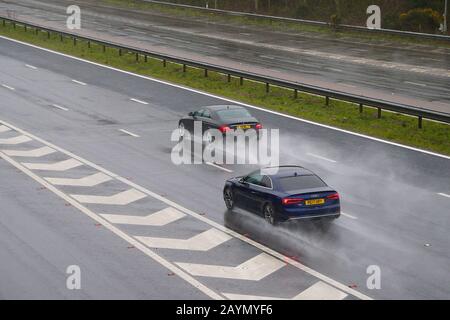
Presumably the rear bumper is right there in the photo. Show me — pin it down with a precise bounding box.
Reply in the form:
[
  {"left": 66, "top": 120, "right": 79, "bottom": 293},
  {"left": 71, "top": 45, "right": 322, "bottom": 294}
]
[{"left": 279, "top": 204, "right": 341, "bottom": 221}]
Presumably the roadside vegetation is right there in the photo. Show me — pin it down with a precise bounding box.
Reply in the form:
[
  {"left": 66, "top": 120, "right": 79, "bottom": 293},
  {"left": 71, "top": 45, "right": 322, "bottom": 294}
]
[
  {"left": 0, "top": 21, "right": 449, "bottom": 156},
  {"left": 102, "top": 0, "right": 450, "bottom": 48}
]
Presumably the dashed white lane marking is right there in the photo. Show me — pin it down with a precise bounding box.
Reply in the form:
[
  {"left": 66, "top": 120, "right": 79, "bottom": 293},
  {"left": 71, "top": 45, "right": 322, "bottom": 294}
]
[
  {"left": 176, "top": 253, "right": 285, "bottom": 281},
  {"left": 341, "top": 212, "right": 358, "bottom": 220},
  {"left": 404, "top": 81, "right": 427, "bottom": 87},
  {"left": 327, "top": 68, "right": 343, "bottom": 73},
  {"left": 0, "top": 150, "right": 223, "bottom": 300},
  {"left": 0, "top": 135, "right": 32, "bottom": 145},
  {"left": 25, "top": 64, "right": 37, "bottom": 69},
  {"left": 44, "top": 172, "right": 112, "bottom": 187},
  {"left": 205, "top": 162, "right": 233, "bottom": 173},
  {"left": 438, "top": 193, "right": 450, "bottom": 198},
  {"left": 341, "top": 83, "right": 357, "bottom": 88},
  {"left": 130, "top": 98, "right": 149, "bottom": 105},
  {"left": 51, "top": 104, "right": 69, "bottom": 111},
  {"left": 119, "top": 129, "right": 140, "bottom": 137},
  {"left": 22, "top": 158, "right": 83, "bottom": 171},
  {"left": 3, "top": 36, "right": 447, "bottom": 161},
  {"left": 2, "top": 146, "right": 55, "bottom": 157},
  {"left": 71, "top": 79, "right": 87, "bottom": 86},
  {"left": 136, "top": 228, "right": 232, "bottom": 252},
  {"left": 0, "top": 125, "right": 11, "bottom": 133},
  {"left": 307, "top": 153, "right": 337, "bottom": 163},
  {"left": 100, "top": 207, "right": 186, "bottom": 226},
  {"left": 223, "top": 281, "right": 348, "bottom": 300},
  {"left": 71, "top": 188, "right": 147, "bottom": 205},
  {"left": 1, "top": 84, "right": 15, "bottom": 91}
]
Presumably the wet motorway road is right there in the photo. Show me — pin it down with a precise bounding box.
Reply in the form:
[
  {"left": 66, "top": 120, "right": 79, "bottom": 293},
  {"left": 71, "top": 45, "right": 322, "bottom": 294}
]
[
  {"left": 0, "top": 36, "right": 449, "bottom": 299},
  {"left": 0, "top": 0, "right": 450, "bottom": 114}
]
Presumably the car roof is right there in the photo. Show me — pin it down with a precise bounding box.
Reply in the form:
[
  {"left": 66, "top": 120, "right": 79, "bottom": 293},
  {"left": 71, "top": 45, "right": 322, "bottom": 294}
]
[
  {"left": 203, "top": 105, "right": 245, "bottom": 111},
  {"left": 260, "top": 166, "right": 315, "bottom": 178}
]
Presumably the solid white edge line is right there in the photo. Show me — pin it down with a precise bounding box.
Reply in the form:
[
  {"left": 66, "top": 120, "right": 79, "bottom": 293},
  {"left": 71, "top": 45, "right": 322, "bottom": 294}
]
[
  {"left": 51, "top": 104, "right": 69, "bottom": 111},
  {"left": 130, "top": 98, "right": 149, "bottom": 105},
  {"left": 0, "top": 150, "right": 224, "bottom": 301},
  {"left": 71, "top": 79, "right": 87, "bottom": 86},
  {"left": 1, "top": 84, "right": 15, "bottom": 90},
  {"left": 205, "top": 162, "right": 233, "bottom": 173},
  {"left": 25, "top": 64, "right": 37, "bottom": 69},
  {"left": 307, "top": 153, "right": 337, "bottom": 163},
  {"left": 404, "top": 81, "right": 427, "bottom": 87},
  {"left": 0, "top": 118, "right": 371, "bottom": 300},
  {"left": 438, "top": 193, "right": 450, "bottom": 198},
  {"left": 119, "top": 129, "right": 140, "bottom": 138},
  {"left": 0, "top": 35, "right": 448, "bottom": 161}
]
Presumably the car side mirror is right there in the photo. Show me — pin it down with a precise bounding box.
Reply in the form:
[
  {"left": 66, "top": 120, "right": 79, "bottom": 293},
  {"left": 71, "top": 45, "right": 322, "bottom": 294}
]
[
  {"left": 239, "top": 178, "right": 247, "bottom": 185},
  {"left": 188, "top": 112, "right": 194, "bottom": 116}
]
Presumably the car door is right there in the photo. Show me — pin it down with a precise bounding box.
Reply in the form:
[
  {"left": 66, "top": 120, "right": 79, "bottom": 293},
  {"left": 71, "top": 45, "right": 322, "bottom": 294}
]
[
  {"left": 246, "top": 175, "right": 273, "bottom": 214},
  {"left": 236, "top": 172, "right": 266, "bottom": 213},
  {"left": 186, "top": 109, "right": 204, "bottom": 140}
]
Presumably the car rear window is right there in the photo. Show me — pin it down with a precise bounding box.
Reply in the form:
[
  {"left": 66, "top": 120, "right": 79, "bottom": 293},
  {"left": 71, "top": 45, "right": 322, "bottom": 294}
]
[
  {"left": 278, "top": 175, "right": 326, "bottom": 192},
  {"left": 216, "top": 108, "right": 252, "bottom": 121}
]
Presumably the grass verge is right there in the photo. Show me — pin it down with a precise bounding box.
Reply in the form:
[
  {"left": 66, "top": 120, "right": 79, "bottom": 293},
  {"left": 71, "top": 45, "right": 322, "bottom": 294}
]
[
  {"left": 103, "top": 0, "right": 450, "bottom": 49},
  {"left": 0, "top": 21, "right": 449, "bottom": 156}
]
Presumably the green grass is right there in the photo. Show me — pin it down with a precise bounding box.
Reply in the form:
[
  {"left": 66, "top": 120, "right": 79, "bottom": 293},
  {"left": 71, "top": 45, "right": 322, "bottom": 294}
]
[
  {"left": 102, "top": 0, "right": 450, "bottom": 49},
  {"left": 0, "top": 21, "right": 449, "bottom": 156}
]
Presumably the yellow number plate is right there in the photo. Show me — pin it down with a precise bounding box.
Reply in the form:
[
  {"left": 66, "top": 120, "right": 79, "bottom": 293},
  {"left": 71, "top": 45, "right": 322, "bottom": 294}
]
[
  {"left": 237, "top": 125, "right": 251, "bottom": 129},
  {"left": 305, "top": 199, "right": 325, "bottom": 206}
]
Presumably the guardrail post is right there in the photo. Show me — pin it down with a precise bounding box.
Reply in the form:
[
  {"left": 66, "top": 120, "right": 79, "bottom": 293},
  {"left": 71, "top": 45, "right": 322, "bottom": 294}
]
[
  {"left": 377, "top": 108, "right": 382, "bottom": 119},
  {"left": 418, "top": 116, "right": 423, "bottom": 129},
  {"left": 145, "top": 55, "right": 148, "bottom": 62},
  {"left": 227, "top": 74, "right": 231, "bottom": 82},
  {"left": 102, "top": 45, "right": 106, "bottom": 52},
  {"left": 2, "top": 20, "right": 5, "bottom": 27},
  {"left": 240, "top": 77, "right": 244, "bottom": 86},
  {"left": 13, "top": 22, "right": 15, "bottom": 29},
  {"left": 135, "top": 53, "right": 139, "bottom": 61},
  {"left": 119, "top": 48, "right": 122, "bottom": 56},
  {"left": 73, "top": 37, "right": 76, "bottom": 46},
  {"left": 24, "top": 25, "right": 27, "bottom": 32},
  {"left": 183, "top": 64, "right": 186, "bottom": 73},
  {"left": 294, "top": 89, "right": 298, "bottom": 99},
  {"left": 325, "top": 96, "right": 329, "bottom": 106},
  {"left": 60, "top": 34, "right": 63, "bottom": 42},
  {"left": 266, "top": 83, "right": 270, "bottom": 93},
  {"left": 163, "top": 59, "right": 166, "bottom": 67},
  {"left": 204, "top": 69, "right": 208, "bottom": 77},
  {"left": 359, "top": 103, "right": 363, "bottom": 113},
  {"left": 47, "top": 31, "right": 50, "bottom": 39},
  {"left": 88, "top": 41, "right": 91, "bottom": 48}
]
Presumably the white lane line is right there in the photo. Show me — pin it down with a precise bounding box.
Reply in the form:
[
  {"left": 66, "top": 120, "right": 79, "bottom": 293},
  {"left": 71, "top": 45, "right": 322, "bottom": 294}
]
[
  {"left": 0, "top": 135, "right": 32, "bottom": 145},
  {"left": 51, "top": 104, "right": 69, "bottom": 111},
  {"left": 22, "top": 158, "right": 83, "bottom": 171},
  {"left": 2, "top": 35, "right": 447, "bottom": 161},
  {"left": 100, "top": 207, "right": 186, "bottom": 227},
  {"left": 438, "top": 193, "right": 450, "bottom": 198},
  {"left": 70, "top": 189, "right": 147, "bottom": 205},
  {"left": 0, "top": 125, "right": 11, "bottom": 133},
  {"left": 130, "top": 98, "right": 149, "bottom": 105},
  {"left": 119, "top": 129, "right": 140, "bottom": 137},
  {"left": 205, "top": 162, "right": 233, "bottom": 173},
  {"left": 0, "top": 150, "right": 223, "bottom": 300},
  {"left": 44, "top": 172, "right": 112, "bottom": 187},
  {"left": 71, "top": 79, "right": 87, "bottom": 86},
  {"left": 136, "top": 228, "right": 232, "bottom": 252},
  {"left": 327, "top": 68, "right": 343, "bottom": 73},
  {"left": 223, "top": 281, "right": 348, "bottom": 300},
  {"left": 176, "top": 253, "right": 285, "bottom": 281},
  {"left": 307, "top": 153, "right": 337, "bottom": 163},
  {"left": 0, "top": 118, "right": 372, "bottom": 300},
  {"left": 1, "top": 84, "right": 15, "bottom": 91},
  {"left": 2, "top": 146, "right": 56, "bottom": 158},
  {"left": 341, "top": 212, "right": 358, "bottom": 220},
  {"left": 404, "top": 81, "right": 427, "bottom": 87},
  {"left": 341, "top": 83, "right": 357, "bottom": 88},
  {"left": 25, "top": 64, "right": 37, "bottom": 70}
]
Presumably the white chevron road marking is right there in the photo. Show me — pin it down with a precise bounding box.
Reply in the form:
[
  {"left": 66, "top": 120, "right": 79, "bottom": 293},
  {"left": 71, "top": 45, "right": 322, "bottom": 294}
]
[
  {"left": 71, "top": 189, "right": 147, "bottom": 205},
  {"left": 22, "top": 158, "right": 82, "bottom": 171},
  {"left": 176, "top": 253, "right": 285, "bottom": 281},
  {"left": 100, "top": 207, "right": 185, "bottom": 226},
  {"left": 0, "top": 125, "right": 11, "bottom": 133},
  {"left": 0, "top": 135, "right": 32, "bottom": 145},
  {"left": 2, "top": 146, "right": 56, "bottom": 157},
  {"left": 136, "top": 228, "right": 231, "bottom": 251},
  {"left": 222, "top": 281, "right": 348, "bottom": 300},
  {"left": 44, "top": 172, "right": 112, "bottom": 187}
]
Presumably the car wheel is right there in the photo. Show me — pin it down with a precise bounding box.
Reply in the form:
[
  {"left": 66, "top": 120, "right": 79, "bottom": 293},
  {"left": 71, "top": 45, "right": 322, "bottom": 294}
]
[
  {"left": 264, "top": 203, "right": 277, "bottom": 225},
  {"left": 224, "top": 188, "right": 234, "bottom": 210}
]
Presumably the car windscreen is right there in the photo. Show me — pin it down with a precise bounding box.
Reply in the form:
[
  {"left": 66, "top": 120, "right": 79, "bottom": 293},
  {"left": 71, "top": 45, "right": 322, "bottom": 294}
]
[
  {"left": 216, "top": 109, "right": 253, "bottom": 122},
  {"left": 278, "top": 175, "right": 326, "bottom": 192}
]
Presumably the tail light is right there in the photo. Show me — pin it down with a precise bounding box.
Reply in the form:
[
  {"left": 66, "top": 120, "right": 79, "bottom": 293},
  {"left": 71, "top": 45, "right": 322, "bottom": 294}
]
[
  {"left": 327, "top": 193, "right": 340, "bottom": 200},
  {"left": 255, "top": 123, "right": 263, "bottom": 130},
  {"left": 282, "top": 198, "right": 304, "bottom": 205},
  {"left": 219, "top": 125, "right": 231, "bottom": 133}
]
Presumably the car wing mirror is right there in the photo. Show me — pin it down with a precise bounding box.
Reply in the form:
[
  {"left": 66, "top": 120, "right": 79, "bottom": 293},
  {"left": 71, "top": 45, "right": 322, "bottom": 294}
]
[{"left": 188, "top": 112, "right": 194, "bottom": 117}]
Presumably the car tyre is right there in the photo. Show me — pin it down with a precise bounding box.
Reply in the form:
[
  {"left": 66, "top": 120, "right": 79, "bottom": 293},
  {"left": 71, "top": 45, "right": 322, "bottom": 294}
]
[
  {"left": 224, "top": 188, "right": 234, "bottom": 210},
  {"left": 264, "top": 203, "right": 278, "bottom": 226}
]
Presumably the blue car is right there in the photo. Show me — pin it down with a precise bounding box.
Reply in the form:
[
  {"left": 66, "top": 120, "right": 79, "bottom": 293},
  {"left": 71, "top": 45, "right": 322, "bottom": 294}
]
[{"left": 223, "top": 166, "right": 340, "bottom": 225}]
